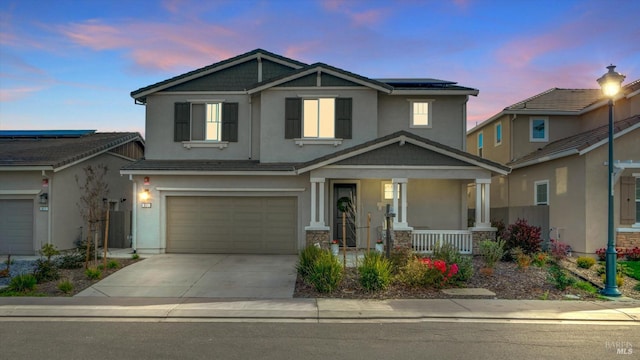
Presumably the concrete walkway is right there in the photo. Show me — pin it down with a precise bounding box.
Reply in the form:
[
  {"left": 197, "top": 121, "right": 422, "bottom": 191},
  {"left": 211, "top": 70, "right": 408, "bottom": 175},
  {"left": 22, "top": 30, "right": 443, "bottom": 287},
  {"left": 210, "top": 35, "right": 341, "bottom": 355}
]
[
  {"left": 0, "top": 297, "right": 638, "bottom": 323},
  {"left": 76, "top": 254, "right": 298, "bottom": 298}
]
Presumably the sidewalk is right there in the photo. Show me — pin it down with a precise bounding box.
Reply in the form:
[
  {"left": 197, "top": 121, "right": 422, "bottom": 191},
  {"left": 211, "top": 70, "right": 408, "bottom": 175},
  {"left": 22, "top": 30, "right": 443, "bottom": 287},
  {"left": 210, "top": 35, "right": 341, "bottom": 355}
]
[{"left": 0, "top": 297, "right": 638, "bottom": 323}]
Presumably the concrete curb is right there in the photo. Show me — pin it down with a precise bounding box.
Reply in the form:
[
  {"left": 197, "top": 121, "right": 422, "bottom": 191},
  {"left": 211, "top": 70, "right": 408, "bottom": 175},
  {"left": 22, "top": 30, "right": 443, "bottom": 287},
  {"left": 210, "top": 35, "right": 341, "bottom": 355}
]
[{"left": 0, "top": 298, "right": 638, "bottom": 322}]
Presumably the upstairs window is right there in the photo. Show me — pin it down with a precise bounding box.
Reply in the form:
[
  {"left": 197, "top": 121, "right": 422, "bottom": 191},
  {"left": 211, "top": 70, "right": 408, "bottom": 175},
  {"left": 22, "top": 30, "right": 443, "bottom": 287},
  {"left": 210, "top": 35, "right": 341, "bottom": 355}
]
[
  {"left": 530, "top": 117, "right": 548, "bottom": 142},
  {"left": 285, "top": 97, "right": 352, "bottom": 139},
  {"left": 410, "top": 100, "right": 433, "bottom": 128},
  {"left": 535, "top": 180, "right": 549, "bottom": 205},
  {"left": 174, "top": 101, "right": 238, "bottom": 143},
  {"left": 477, "top": 132, "right": 483, "bottom": 157},
  {"left": 495, "top": 122, "right": 502, "bottom": 146},
  {"left": 636, "top": 178, "right": 640, "bottom": 224},
  {"left": 303, "top": 98, "right": 335, "bottom": 138}
]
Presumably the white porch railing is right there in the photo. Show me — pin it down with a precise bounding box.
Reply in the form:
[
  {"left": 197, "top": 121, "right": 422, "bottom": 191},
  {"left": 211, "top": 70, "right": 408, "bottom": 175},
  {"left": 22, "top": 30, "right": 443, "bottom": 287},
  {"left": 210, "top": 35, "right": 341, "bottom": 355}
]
[{"left": 412, "top": 230, "right": 473, "bottom": 254}]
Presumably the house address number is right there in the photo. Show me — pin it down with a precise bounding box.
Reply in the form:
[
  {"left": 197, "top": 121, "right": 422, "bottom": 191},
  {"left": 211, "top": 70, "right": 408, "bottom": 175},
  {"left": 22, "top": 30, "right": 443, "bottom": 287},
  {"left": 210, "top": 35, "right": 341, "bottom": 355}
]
[{"left": 141, "top": 203, "right": 152, "bottom": 208}]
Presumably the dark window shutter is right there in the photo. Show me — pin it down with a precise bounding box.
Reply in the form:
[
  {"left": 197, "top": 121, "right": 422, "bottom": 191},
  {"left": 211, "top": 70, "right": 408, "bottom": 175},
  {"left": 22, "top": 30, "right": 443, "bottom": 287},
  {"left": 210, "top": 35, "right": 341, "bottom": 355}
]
[
  {"left": 620, "top": 176, "right": 635, "bottom": 224},
  {"left": 221, "top": 102, "right": 239, "bottom": 142},
  {"left": 335, "top": 98, "right": 352, "bottom": 139},
  {"left": 285, "top": 98, "right": 301, "bottom": 139},
  {"left": 174, "top": 102, "right": 190, "bottom": 142}
]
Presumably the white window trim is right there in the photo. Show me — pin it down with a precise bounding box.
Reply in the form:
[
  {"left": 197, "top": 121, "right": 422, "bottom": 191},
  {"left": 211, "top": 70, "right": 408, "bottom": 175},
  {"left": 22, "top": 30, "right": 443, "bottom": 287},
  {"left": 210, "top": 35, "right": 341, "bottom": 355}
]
[
  {"left": 408, "top": 99, "right": 434, "bottom": 128},
  {"left": 529, "top": 116, "right": 549, "bottom": 142},
  {"left": 494, "top": 121, "right": 502, "bottom": 146},
  {"left": 183, "top": 141, "right": 229, "bottom": 149},
  {"left": 534, "top": 180, "right": 549, "bottom": 205},
  {"left": 294, "top": 138, "right": 343, "bottom": 147}
]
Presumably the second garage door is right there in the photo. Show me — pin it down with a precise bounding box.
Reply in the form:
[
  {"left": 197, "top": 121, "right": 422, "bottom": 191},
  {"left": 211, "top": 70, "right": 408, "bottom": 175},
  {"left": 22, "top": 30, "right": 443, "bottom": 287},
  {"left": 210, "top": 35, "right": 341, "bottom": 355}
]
[
  {"left": 166, "top": 196, "right": 297, "bottom": 254},
  {"left": 0, "top": 199, "right": 34, "bottom": 255}
]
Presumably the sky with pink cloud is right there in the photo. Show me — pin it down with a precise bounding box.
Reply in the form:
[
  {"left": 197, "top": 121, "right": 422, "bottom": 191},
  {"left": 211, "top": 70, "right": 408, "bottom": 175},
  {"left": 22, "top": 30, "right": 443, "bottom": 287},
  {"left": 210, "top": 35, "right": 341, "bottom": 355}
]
[{"left": 1, "top": 0, "right": 639, "bottom": 136}]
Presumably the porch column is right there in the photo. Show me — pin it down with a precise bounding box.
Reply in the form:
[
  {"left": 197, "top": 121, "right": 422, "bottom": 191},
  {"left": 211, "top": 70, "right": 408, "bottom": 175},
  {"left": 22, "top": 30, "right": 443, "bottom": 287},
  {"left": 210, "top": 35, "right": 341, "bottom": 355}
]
[
  {"left": 306, "top": 177, "right": 329, "bottom": 229},
  {"left": 393, "top": 178, "right": 411, "bottom": 229},
  {"left": 474, "top": 179, "right": 491, "bottom": 228}
]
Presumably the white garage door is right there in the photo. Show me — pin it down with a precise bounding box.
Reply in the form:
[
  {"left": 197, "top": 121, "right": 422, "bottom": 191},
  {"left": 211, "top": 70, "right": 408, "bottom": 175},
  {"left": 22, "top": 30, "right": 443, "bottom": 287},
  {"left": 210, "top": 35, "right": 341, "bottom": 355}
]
[
  {"left": 0, "top": 199, "right": 34, "bottom": 255},
  {"left": 166, "top": 196, "right": 297, "bottom": 254}
]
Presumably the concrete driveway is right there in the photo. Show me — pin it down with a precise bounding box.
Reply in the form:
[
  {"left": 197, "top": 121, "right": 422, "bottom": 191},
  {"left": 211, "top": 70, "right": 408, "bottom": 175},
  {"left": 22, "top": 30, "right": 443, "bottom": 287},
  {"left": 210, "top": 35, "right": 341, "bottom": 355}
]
[{"left": 76, "top": 254, "right": 298, "bottom": 298}]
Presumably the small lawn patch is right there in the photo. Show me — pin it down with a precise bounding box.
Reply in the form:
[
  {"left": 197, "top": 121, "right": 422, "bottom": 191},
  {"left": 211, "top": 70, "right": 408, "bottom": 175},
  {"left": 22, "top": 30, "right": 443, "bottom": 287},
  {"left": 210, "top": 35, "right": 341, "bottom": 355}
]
[{"left": 619, "top": 261, "right": 640, "bottom": 281}]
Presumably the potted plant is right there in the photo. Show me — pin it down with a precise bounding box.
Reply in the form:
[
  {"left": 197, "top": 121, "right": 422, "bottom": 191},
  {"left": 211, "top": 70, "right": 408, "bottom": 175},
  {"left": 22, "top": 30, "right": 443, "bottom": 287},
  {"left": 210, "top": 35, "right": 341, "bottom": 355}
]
[
  {"left": 331, "top": 239, "right": 340, "bottom": 256},
  {"left": 375, "top": 239, "right": 384, "bottom": 253}
]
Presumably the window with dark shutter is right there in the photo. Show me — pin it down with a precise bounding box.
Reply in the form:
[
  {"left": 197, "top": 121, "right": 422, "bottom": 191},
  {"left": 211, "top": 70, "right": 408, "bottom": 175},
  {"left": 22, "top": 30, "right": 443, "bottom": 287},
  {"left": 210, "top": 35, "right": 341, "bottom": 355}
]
[
  {"left": 335, "top": 98, "right": 352, "bottom": 139},
  {"left": 174, "top": 102, "right": 191, "bottom": 142},
  {"left": 221, "top": 102, "right": 239, "bottom": 142},
  {"left": 285, "top": 98, "right": 302, "bottom": 139},
  {"left": 620, "top": 176, "right": 636, "bottom": 225}
]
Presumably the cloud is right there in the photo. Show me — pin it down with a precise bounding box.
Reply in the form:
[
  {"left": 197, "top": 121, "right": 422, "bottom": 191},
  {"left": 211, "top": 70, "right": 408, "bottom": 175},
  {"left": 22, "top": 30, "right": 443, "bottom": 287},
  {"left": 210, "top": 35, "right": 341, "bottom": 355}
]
[
  {"left": 320, "top": 0, "right": 390, "bottom": 27},
  {"left": 0, "top": 86, "right": 47, "bottom": 102}
]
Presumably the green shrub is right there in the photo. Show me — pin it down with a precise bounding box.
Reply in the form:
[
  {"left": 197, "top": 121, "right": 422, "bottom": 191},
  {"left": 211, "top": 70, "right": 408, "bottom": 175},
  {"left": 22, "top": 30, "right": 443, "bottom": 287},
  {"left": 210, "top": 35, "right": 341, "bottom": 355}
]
[
  {"left": 33, "top": 258, "right": 60, "bottom": 283},
  {"left": 398, "top": 257, "right": 456, "bottom": 288},
  {"left": 432, "top": 243, "right": 473, "bottom": 282},
  {"left": 532, "top": 252, "right": 549, "bottom": 267},
  {"left": 131, "top": 253, "right": 140, "bottom": 260},
  {"left": 8, "top": 274, "right": 37, "bottom": 292},
  {"left": 576, "top": 256, "right": 596, "bottom": 269},
  {"left": 56, "top": 252, "right": 84, "bottom": 269},
  {"left": 85, "top": 267, "right": 102, "bottom": 280},
  {"left": 548, "top": 265, "right": 576, "bottom": 290},
  {"left": 574, "top": 281, "right": 597, "bottom": 294},
  {"left": 296, "top": 245, "right": 324, "bottom": 279},
  {"left": 57, "top": 279, "right": 73, "bottom": 294},
  {"left": 40, "top": 243, "right": 60, "bottom": 261},
  {"left": 634, "top": 283, "right": 640, "bottom": 292},
  {"left": 600, "top": 273, "right": 624, "bottom": 287},
  {"left": 358, "top": 251, "right": 393, "bottom": 292},
  {"left": 306, "top": 251, "right": 343, "bottom": 293},
  {"left": 388, "top": 247, "right": 413, "bottom": 274},
  {"left": 106, "top": 259, "right": 120, "bottom": 269},
  {"left": 479, "top": 238, "right": 506, "bottom": 268}
]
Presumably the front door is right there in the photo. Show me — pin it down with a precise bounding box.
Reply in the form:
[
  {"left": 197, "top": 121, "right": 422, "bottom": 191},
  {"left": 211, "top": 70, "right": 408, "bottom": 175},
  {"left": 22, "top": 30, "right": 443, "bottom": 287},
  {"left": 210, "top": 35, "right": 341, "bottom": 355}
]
[{"left": 334, "top": 183, "right": 357, "bottom": 247}]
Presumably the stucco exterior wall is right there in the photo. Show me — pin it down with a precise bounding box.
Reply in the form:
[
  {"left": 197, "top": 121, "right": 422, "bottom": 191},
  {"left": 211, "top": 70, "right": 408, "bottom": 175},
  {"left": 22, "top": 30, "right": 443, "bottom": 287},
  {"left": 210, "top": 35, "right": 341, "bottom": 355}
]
[
  {"left": 53, "top": 153, "right": 135, "bottom": 251},
  {"left": 584, "top": 132, "right": 639, "bottom": 254},
  {"left": 258, "top": 87, "right": 379, "bottom": 163},
  {"left": 508, "top": 155, "right": 587, "bottom": 253},
  {"left": 377, "top": 95, "right": 466, "bottom": 150},
  {"left": 467, "top": 114, "right": 512, "bottom": 165},
  {"left": 143, "top": 93, "right": 252, "bottom": 160}
]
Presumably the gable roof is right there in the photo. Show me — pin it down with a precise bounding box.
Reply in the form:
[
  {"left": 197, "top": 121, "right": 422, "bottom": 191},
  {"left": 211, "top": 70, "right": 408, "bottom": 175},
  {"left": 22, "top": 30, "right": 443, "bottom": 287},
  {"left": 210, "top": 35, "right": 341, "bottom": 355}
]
[
  {"left": 0, "top": 131, "right": 144, "bottom": 171},
  {"left": 469, "top": 79, "right": 640, "bottom": 134},
  {"left": 247, "top": 62, "right": 394, "bottom": 94},
  {"left": 130, "top": 49, "right": 306, "bottom": 102},
  {"left": 296, "top": 131, "right": 510, "bottom": 175},
  {"left": 508, "top": 114, "right": 640, "bottom": 169}
]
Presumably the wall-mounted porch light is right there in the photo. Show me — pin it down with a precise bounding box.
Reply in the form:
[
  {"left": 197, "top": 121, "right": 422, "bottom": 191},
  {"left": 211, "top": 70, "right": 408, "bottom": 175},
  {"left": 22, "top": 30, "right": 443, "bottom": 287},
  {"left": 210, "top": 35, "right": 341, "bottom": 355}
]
[
  {"left": 39, "top": 192, "right": 48, "bottom": 205},
  {"left": 139, "top": 189, "right": 150, "bottom": 202}
]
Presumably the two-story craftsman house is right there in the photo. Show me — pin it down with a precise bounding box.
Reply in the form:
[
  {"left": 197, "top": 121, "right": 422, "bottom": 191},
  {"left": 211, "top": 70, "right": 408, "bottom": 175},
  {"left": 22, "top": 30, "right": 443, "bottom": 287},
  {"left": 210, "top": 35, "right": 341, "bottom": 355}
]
[
  {"left": 122, "top": 49, "right": 509, "bottom": 255},
  {"left": 467, "top": 77, "right": 640, "bottom": 256}
]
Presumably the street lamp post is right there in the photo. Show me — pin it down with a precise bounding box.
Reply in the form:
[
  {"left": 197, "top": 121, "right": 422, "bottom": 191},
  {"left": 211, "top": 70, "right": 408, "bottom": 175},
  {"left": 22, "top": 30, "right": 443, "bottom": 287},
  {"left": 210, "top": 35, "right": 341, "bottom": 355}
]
[{"left": 597, "top": 65, "right": 625, "bottom": 297}]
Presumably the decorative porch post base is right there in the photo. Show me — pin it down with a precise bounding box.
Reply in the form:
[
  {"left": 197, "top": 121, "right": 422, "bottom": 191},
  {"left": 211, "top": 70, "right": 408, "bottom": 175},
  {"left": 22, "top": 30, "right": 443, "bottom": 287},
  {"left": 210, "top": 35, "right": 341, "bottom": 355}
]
[
  {"left": 393, "top": 230, "right": 412, "bottom": 250},
  {"left": 471, "top": 229, "right": 497, "bottom": 255},
  {"left": 305, "top": 230, "right": 331, "bottom": 250}
]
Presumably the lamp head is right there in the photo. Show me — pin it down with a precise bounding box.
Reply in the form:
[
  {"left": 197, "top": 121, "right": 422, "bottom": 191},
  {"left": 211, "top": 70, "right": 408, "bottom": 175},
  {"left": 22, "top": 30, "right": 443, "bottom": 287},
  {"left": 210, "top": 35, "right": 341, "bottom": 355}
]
[{"left": 597, "top": 65, "right": 626, "bottom": 98}]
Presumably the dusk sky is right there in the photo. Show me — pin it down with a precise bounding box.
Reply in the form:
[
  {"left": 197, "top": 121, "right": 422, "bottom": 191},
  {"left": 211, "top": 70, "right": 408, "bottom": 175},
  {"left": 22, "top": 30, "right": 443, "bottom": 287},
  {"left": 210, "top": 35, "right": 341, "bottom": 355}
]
[{"left": 1, "top": 0, "right": 639, "bottom": 136}]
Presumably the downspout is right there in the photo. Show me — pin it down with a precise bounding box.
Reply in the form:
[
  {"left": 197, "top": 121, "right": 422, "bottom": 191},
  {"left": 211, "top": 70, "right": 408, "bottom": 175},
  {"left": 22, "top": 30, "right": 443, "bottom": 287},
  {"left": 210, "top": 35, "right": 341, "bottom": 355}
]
[
  {"left": 130, "top": 174, "right": 137, "bottom": 253},
  {"left": 45, "top": 170, "right": 52, "bottom": 246},
  {"left": 462, "top": 96, "right": 469, "bottom": 152},
  {"left": 248, "top": 95, "right": 252, "bottom": 159}
]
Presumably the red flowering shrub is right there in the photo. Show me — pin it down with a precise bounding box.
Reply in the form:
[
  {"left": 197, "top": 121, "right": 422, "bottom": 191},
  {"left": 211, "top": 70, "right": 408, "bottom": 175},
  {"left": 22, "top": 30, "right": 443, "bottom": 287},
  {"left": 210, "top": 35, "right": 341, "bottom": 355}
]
[
  {"left": 398, "top": 257, "right": 459, "bottom": 288},
  {"left": 595, "top": 248, "right": 606, "bottom": 261},
  {"left": 549, "top": 239, "right": 571, "bottom": 262},
  {"left": 500, "top": 218, "right": 542, "bottom": 256},
  {"left": 596, "top": 247, "right": 628, "bottom": 260},
  {"left": 626, "top": 247, "right": 640, "bottom": 261}
]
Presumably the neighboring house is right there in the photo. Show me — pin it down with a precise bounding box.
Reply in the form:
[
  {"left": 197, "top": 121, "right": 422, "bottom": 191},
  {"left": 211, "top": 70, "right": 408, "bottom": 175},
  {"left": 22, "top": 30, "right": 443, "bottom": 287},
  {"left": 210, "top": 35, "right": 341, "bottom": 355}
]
[
  {"left": 0, "top": 130, "right": 145, "bottom": 255},
  {"left": 122, "top": 49, "right": 509, "bottom": 255},
  {"left": 467, "top": 80, "right": 640, "bottom": 256}
]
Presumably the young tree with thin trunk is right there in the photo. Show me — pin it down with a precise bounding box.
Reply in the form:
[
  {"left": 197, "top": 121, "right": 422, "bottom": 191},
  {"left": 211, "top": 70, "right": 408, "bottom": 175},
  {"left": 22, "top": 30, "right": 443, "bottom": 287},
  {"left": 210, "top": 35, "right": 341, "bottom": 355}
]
[{"left": 75, "top": 164, "right": 109, "bottom": 268}]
